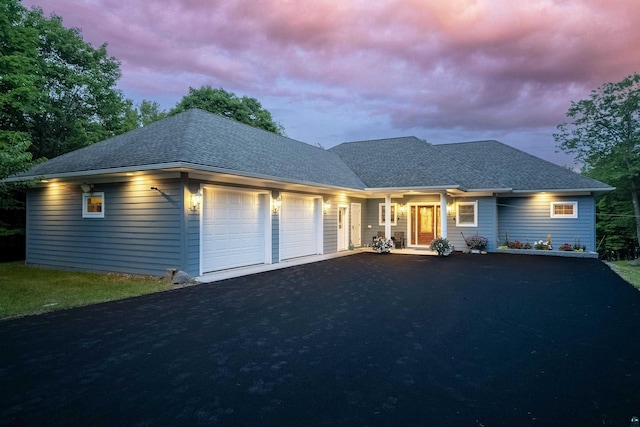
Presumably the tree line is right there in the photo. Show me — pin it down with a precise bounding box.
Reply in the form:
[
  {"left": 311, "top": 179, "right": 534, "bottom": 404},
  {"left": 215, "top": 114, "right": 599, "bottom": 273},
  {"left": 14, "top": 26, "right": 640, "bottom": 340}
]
[
  {"left": 0, "top": 0, "right": 283, "bottom": 254},
  {"left": 1, "top": 0, "right": 639, "bottom": 259}
]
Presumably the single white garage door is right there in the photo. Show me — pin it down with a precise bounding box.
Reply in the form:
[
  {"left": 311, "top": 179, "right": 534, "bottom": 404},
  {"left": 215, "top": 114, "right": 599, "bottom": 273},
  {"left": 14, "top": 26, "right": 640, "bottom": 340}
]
[
  {"left": 201, "top": 188, "right": 267, "bottom": 273},
  {"left": 280, "top": 195, "right": 320, "bottom": 260}
]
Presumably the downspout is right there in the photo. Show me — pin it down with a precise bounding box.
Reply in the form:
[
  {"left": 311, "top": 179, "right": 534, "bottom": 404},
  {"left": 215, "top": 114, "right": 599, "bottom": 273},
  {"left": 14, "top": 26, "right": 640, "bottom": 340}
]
[{"left": 440, "top": 193, "right": 448, "bottom": 238}]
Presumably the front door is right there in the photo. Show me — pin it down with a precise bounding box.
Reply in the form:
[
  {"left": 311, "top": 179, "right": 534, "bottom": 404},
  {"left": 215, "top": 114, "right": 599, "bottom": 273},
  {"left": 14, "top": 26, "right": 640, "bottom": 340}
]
[
  {"left": 337, "top": 206, "right": 349, "bottom": 250},
  {"left": 410, "top": 205, "right": 440, "bottom": 246},
  {"left": 350, "top": 203, "right": 362, "bottom": 247}
]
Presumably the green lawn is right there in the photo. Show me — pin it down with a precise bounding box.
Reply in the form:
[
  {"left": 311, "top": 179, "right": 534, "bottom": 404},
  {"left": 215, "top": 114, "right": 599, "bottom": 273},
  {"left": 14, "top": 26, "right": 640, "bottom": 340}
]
[
  {"left": 607, "top": 260, "right": 640, "bottom": 289},
  {"left": 0, "top": 262, "right": 172, "bottom": 320}
]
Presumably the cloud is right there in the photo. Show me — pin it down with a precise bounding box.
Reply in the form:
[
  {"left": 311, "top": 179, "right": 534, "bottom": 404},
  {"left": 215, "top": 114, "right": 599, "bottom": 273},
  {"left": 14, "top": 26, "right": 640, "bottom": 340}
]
[{"left": 23, "top": 0, "right": 640, "bottom": 165}]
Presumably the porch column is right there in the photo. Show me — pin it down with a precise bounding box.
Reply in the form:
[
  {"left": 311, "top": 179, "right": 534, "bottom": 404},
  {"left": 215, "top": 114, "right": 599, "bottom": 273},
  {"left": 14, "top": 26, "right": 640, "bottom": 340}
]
[
  {"left": 385, "top": 194, "right": 392, "bottom": 239},
  {"left": 440, "top": 193, "right": 448, "bottom": 238}
]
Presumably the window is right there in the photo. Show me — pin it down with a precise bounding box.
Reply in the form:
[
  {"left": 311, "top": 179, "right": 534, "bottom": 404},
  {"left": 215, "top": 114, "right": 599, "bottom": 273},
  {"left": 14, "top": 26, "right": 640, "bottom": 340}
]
[
  {"left": 83, "top": 192, "right": 104, "bottom": 218},
  {"left": 378, "top": 203, "right": 397, "bottom": 226},
  {"left": 456, "top": 201, "right": 477, "bottom": 227},
  {"left": 550, "top": 201, "right": 577, "bottom": 218}
]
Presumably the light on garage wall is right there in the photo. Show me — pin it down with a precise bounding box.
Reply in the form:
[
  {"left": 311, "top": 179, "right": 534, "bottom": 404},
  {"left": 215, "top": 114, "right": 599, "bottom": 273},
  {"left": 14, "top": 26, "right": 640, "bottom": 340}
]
[
  {"left": 271, "top": 191, "right": 282, "bottom": 214},
  {"left": 322, "top": 197, "right": 331, "bottom": 214},
  {"left": 190, "top": 189, "right": 203, "bottom": 212}
]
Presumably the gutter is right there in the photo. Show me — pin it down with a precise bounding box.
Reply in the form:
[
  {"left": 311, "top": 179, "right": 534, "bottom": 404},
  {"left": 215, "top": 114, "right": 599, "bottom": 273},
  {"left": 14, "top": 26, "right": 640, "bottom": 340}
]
[
  {"left": 510, "top": 187, "right": 616, "bottom": 194},
  {"left": 4, "top": 162, "right": 368, "bottom": 193}
]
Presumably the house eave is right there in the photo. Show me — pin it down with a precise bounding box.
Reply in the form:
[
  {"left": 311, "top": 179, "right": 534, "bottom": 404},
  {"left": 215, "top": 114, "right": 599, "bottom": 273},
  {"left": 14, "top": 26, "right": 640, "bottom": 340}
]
[
  {"left": 364, "top": 185, "right": 461, "bottom": 193},
  {"left": 9, "top": 162, "right": 367, "bottom": 194},
  {"left": 509, "top": 187, "right": 615, "bottom": 195}
]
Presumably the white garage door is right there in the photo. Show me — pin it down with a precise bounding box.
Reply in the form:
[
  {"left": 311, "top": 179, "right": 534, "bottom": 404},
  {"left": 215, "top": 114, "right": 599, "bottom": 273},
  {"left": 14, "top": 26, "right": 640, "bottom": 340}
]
[
  {"left": 201, "top": 188, "right": 267, "bottom": 273},
  {"left": 280, "top": 195, "right": 320, "bottom": 260}
]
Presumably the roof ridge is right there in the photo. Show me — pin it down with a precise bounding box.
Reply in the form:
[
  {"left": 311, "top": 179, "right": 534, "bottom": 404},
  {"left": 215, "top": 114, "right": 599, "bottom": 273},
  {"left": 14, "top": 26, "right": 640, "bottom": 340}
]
[
  {"left": 331, "top": 136, "right": 426, "bottom": 147},
  {"left": 184, "top": 108, "right": 330, "bottom": 153}
]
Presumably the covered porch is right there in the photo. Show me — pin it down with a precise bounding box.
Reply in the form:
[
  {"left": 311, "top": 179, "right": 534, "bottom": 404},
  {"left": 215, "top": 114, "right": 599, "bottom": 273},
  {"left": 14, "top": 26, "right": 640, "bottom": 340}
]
[{"left": 369, "top": 189, "right": 455, "bottom": 249}]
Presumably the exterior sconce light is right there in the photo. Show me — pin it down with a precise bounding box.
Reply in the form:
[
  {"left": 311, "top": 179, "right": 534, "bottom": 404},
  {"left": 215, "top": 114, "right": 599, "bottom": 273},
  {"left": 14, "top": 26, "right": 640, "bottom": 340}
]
[
  {"left": 190, "top": 189, "right": 203, "bottom": 212},
  {"left": 272, "top": 195, "right": 282, "bottom": 214},
  {"left": 323, "top": 201, "right": 331, "bottom": 214},
  {"left": 446, "top": 203, "right": 455, "bottom": 218},
  {"left": 399, "top": 204, "right": 406, "bottom": 216}
]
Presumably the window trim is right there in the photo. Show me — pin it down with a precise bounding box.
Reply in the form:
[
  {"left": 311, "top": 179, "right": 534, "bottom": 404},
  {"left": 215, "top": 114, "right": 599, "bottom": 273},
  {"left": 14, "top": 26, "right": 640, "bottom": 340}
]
[
  {"left": 456, "top": 201, "right": 478, "bottom": 227},
  {"left": 550, "top": 201, "right": 578, "bottom": 218},
  {"left": 82, "top": 192, "right": 105, "bottom": 218},
  {"left": 378, "top": 203, "right": 397, "bottom": 226}
]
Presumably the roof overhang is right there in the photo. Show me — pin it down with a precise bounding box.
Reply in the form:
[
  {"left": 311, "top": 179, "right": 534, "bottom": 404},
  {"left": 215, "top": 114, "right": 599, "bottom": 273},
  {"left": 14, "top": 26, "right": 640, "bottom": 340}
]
[
  {"left": 509, "top": 187, "right": 616, "bottom": 195},
  {"left": 8, "top": 162, "right": 368, "bottom": 197}
]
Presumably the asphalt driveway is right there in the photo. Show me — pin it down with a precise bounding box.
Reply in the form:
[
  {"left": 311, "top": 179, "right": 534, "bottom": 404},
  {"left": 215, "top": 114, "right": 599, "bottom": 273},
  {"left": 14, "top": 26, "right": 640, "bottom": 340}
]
[{"left": 1, "top": 253, "right": 639, "bottom": 426}]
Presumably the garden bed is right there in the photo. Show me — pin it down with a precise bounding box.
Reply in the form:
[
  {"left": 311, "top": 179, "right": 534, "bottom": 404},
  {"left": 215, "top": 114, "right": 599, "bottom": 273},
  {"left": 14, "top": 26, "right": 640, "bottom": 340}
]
[{"left": 496, "top": 248, "right": 598, "bottom": 258}]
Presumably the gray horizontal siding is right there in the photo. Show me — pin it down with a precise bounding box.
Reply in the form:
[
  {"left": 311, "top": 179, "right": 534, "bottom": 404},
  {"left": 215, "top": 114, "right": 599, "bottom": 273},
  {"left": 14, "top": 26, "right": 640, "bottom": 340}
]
[
  {"left": 26, "top": 178, "right": 184, "bottom": 276},
  {"left": 447, "top": 197, "right": 498, "bottom": 252},
  {"left": 497, "top": 195, "right": 595, "bottom": 251}
]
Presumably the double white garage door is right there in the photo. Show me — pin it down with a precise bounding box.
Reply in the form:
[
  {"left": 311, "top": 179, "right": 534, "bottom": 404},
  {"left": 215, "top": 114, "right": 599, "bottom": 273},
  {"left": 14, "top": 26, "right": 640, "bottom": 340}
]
[{"left": 201, "top": 188, "right": 321, "bottom": 273}]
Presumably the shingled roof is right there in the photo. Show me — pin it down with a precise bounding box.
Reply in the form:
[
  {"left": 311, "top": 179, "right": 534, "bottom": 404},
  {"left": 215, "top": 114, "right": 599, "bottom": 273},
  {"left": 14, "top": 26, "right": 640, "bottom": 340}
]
[
  {"left": 13, "top": 109, "right": 367, "bottom": 190},
  {"left": 12, "top": 109, "right": 613, "bottom": 194},
  {"left": 328, "top": 137, "right": 506, "bottom": 190},
  {"left": 433, "top": 140, "right": 613, "bottom": 192}
]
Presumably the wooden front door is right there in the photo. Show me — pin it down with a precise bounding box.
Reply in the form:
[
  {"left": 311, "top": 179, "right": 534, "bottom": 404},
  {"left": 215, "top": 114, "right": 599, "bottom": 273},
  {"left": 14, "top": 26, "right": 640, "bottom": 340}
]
[{"left": 410, "top": 205, "right": 440, "bottom": 246}]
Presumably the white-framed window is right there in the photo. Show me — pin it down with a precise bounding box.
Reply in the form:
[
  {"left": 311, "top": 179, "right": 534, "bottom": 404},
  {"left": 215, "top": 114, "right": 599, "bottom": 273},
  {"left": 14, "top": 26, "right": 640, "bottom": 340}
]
[
  {"left": 456, "top": 201, "right": 477, "bottom": 227},
  {"left": 378, "top": 203, "right": 397, "bottom": 226},
  {"left": 83, "top": 192, "right": 104, "bottom": 218},
  {"left": 550, "top": 201, "right": 577, "bottom": 218}
]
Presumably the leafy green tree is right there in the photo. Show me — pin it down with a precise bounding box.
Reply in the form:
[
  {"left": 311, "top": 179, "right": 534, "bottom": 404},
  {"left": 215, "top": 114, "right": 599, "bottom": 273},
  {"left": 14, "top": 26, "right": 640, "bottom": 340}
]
[
  {"left": 0, "top": 0, "right": 131, "bottom": 242},
  {"left": 171, "top": 86, "right": 285, "bottom": 135},
  {"left": 555, "top": 73, "right": 640, "bottom": 248},
  {"left": 0, "top": 2, "right": 133, "bottom": 160},
  {"left": 138, "top": 100, "right": 168, "bottom": 126},
  {"left": 0, "top": 0, "right": 40, "bottom": 238}
]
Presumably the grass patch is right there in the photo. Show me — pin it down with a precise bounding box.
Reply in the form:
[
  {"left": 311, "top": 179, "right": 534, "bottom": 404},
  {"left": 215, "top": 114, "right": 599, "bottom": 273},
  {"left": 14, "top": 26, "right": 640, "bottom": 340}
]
[
  {"left": 0, "top": 262, "right": 172, "bottom": 320},
  {"left": 607, "top": 260, "right": 640, "bottom": 289}
]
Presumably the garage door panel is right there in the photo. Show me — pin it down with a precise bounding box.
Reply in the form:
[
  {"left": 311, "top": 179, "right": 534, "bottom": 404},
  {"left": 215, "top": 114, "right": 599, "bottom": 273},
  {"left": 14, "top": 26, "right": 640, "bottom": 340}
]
[
  {"left": 201, "top": 188, "right": 266, "bottom": 273},
  {"left": 280, "top": 196, "right": 320, "bottom": 260}
]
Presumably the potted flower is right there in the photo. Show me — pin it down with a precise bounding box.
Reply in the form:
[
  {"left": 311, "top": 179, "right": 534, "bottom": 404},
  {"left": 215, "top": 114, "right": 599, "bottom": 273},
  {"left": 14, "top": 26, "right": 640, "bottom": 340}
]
[
  {"left": 534, "top": 240, "right": 552, "bottom": 250},
  {"left": 464, "top": 234, "right": 488, "bottom": 253},
  {"left": 372, "top": 236, "right": 394, "bottom": 254},
  {"left": 430, "top": 237, "right": 452, "bottom": 257},
  {"left": 558, "top": 243, "right": 573, "bottom": 251}
]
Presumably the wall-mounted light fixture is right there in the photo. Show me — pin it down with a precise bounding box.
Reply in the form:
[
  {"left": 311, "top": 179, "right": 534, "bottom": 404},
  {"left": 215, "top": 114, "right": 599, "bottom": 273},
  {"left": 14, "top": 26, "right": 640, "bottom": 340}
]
[
  {"left": 399, "top": 204, "right": 406, "bottom": 216},
  {"left": 322, "top": 196, "right": 332, "bottom": 215},
  {"left": 446, "top": 203, "right": 455, "bottom": 218},
  {"left": 80, "top": 183, "right": 93, "bottom": 193},
  {"left": 190, "top": 189, "right": 203, "bottom": 212},
  {"left": 272, "top": 191, "right": 282, "bottom": 214}
]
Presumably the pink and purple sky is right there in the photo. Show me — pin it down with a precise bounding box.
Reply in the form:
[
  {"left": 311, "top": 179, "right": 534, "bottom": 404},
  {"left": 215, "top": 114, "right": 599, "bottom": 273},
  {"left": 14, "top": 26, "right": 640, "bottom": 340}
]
[{"left": 23, "top": 0, "right": 640, "bottom": 166}]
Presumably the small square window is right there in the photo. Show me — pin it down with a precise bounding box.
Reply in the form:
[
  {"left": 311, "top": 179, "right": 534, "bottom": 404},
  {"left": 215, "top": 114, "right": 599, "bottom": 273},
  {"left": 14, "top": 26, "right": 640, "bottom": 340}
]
[
  {"left": 83, "top": 192, "right": 104, "bottom": 218},
  {"left": 379, "top": 203, "right": 397, "bottom": 226},
  {"left": 456, "top": 201, "right": 477, "bottom": 227},
  {"left": 550, "top": 201, "right": 577, "bottom": 218}
]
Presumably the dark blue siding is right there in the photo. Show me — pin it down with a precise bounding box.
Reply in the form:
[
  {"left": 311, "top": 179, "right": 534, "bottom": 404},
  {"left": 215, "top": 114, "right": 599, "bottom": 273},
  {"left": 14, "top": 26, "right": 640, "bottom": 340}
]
[
  {"left": 26, "top": 178, "right": 184, "bottom": 276},
  {"left": 497, "top": 195, "right": 595, "bottom": 251}
]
